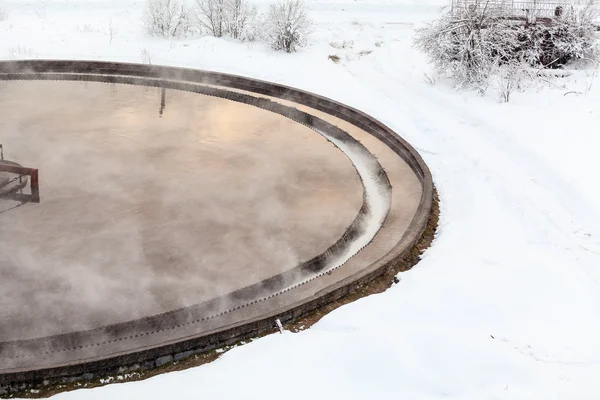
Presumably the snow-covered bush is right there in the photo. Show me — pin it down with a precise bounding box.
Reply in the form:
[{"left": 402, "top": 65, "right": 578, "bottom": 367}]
[
  {"left": 415, "top": 0, "right": 599, "bottom": 91},
  {"left": 143, "top": 0, "right": 193, "bottom": 38},
  {"left": 415, "top": 2, "right": 518, "bottom": 90},
  {"left": 518, "top": 5, "right": 599, "bottom": 67},
  {"left": 0, "top": 7, "right": 8, "bottom": 22},
  {"left": 140, "top": 48, "right": 154, "bottom": 64},
  {"left": 495, "top": 60, "right": 528, "bottom": 102},
  {"left": 194, "top": 0, "right": 258, "bottom": 40},
  {"left": 266, "top": 0, "right": 311, "bottom": 53},
  {"left": 7, "top": 46, "right": 35, "bottom": 59}
]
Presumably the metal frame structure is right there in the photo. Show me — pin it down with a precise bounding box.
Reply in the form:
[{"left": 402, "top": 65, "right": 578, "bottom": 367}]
[
  {"left": 451, "top": 0, "right": 575, "bottom": 18},
  {"left": 0, "top": 160, "right": 40, "bottom": 203}
]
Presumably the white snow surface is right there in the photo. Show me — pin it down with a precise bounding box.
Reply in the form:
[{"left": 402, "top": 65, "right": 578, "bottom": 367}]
[{"left": 2, "top": 0, "right": 600, "bottom": 398}]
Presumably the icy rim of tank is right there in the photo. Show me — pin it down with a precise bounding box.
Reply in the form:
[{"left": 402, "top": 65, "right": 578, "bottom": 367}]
[{"left": 0, "top": 60, "right": 433, "bottom": 391}]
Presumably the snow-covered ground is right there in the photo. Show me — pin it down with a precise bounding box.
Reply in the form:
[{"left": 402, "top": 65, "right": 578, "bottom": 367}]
[{"left": 2, "top": 0, "right": 600, "bottom": 398}]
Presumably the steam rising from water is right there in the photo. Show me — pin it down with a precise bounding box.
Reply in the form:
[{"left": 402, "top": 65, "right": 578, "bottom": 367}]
[
  {"left": 0, "top": 80, "right": 364, "bottom": 341},
  {"left": 309, "top": 134, "right": 391, "bottom": 276}
]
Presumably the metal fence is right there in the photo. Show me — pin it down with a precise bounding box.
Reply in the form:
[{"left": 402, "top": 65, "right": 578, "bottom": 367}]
[{"left": 451, "top": 0, "right": 583, "bottom": 18}]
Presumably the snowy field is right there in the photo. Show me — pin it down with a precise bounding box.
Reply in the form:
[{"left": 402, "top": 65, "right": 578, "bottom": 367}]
[{"left": 2, "top": 0, "right": 600, "bottom": 398}]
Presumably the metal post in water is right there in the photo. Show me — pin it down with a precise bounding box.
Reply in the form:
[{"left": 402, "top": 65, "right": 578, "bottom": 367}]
[
  {"left": 159, "top": 87, "right": 166, "bottom": 117},
  {"left": 30, "top": 169, "right": 40, "bottom": 203}
]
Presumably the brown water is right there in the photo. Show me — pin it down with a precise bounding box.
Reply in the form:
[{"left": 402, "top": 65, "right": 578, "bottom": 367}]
[{"left": 0, "top": 81, "right": 363, "bottom": 340}]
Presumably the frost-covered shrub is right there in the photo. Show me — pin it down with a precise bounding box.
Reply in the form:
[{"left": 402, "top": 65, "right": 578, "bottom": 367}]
[
  {"left": 415, "top": 0, "right": 599, "bottom": 90},
  {"left": 517, "top": 8, "right": 599, "bottom": 67},
  {"left": 266, "top": 0, "right": 311, "bottom": 53},
  {"left": 415, "top": 2, "right": 518, "bottom": 90},
  {"left": 495, "top": 60, "right": 528, "bottom": 102},
  {"left": 0, "top": 7, "right": 8, "bottom": 22},
  {"left": 143, "top": 0, "right": 193, "bottom": 38}
]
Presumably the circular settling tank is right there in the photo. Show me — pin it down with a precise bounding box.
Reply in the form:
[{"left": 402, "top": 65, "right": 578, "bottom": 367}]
[
  {"left": 0, "top": 80, "right": 363, "bottom": 339},
  {"left": 0, "top": 61, "right": 432, "bottom": 391}
]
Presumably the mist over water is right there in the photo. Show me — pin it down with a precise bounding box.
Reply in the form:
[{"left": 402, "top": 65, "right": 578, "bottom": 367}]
[{"left": 0, "top": 80, "right": 364, "bottom": 341}]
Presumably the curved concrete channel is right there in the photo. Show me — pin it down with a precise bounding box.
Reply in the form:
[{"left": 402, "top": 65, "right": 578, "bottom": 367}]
[{"left": 0, "top": 60, "right": 433, "bottom": 393}]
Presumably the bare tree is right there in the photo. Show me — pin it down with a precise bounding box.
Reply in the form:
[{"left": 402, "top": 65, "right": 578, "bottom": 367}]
[
  {"left": 143, "top": 0, "right": 192, "bottom": 38},
  {"left": 227, "top": 0, "right": 258, "bottom": 40},
  {"left": 266, "top": 0, "right": 311, "bottom": 53},
  {"left": 194, "top": 0, "right": 257, "bottom": 39},
  {"left": 194, "top": 0, "right": 227, "bottom": 37}
]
